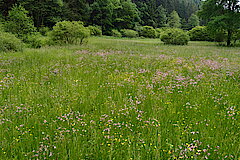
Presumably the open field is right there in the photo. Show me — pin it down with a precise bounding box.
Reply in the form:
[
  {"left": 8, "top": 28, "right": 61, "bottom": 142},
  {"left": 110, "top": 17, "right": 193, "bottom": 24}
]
[{"left": 0, "top": 37, "right": 239, "bottom": 159}]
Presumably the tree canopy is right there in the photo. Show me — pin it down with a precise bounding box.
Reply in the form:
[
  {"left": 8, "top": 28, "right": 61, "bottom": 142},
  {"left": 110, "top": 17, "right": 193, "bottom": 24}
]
[
  {"left": 0, "top": 0, "right": 201, "bottom": 31},
  {"left": 199, "top": 0, "right": 240, "bottom": 46}
]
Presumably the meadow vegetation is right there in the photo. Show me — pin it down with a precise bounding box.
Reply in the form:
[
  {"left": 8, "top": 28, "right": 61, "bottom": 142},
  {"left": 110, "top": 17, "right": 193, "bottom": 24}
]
[{"left": 0, "top": 37, "right": 239, "bottom": 159}]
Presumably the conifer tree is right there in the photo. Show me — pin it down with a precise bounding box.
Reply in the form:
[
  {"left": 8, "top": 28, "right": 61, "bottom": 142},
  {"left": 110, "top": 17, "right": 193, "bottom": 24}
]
[
  {"left": 188, "top": 13, "right": 199, "bottom": 29},
  {"left": 167, "top": 10, "right": 181, "bottom": 28}
]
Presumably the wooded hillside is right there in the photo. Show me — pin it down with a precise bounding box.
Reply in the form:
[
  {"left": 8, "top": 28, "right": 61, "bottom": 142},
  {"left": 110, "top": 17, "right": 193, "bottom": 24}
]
[{"left": 0, "top": 0, "right": 201, "bottom": 33}]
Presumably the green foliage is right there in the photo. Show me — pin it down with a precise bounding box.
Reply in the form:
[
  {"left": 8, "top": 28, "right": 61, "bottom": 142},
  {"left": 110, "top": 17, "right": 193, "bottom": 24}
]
[
  {"left": 111, "top": 29, "right": 122, "bottom": 37},
  {"left": 214, "top": 31, "right": 227, "bottom": 43},
  {"left": 161, "top": 28, "right": 189, "bottom": 45},
  {"left": 155, "top": 27, "right": 169, "bottom": 38},
  {"left": 88, "top": 26, "right": 102, "bottom": 36},
  {"left": 50, "top": 21, "right": 90, "bottom": 44},
  {"left": 0, "top": 23, "right": 3, "bottom": 32},
  {"left": 4, "top": 5, "right": 36, "bottom": 39},
  {"left": 0, "top": 17, "right": 4, "bottom": 31},
  {"left": 24, "top": 33, "right": 51, "bottom": 48},
  {"left": 114, "top": 0, "right": 140, "bottom": 30},
  {"left": 0, "top": 0, "right": 201, "bottom": 32},
  {"left": 155, "top": 28, "right": 161, "bottom": 38},
  {"left": 155, "top": 5, "right": 167, "bottom": 28},
  {"left": 233, "top": 29, "right": 240, "bottom": 44},
  {"left": 38, "top": 27, "right": 50, "bottom": 36},
  {"left": 0, "top": 0, "right": 202, "bottom": 36},
  {"left": 188, "top": 26, "right": 212, "bottom": 41},
  {"left": 90, "top": 0, "right": 115, "bottom": 35},
  {"left": 0, "top": 31, "right": 24, "bottom": 52},
  {"left": 188, "top": 14, "right": 199, "bottom": 29},
  {"left": 90, "top": 0, "right": 140, "bottom": 35},
  {"left": 199, "top": 0, "right": 240, "bottom": 46},
  {"left": 20, "top": 0, "right": 64, "bottom": 27},
  {"left": 121, "top": 29, "right": 138, "bottom": 38},
  {"left": 167, "top": 10, "right": 181, "bottom": 28},
  {"left": 62, "top": 0, "right": 91, "bottom": 23},
  {"left": 139, "top": 26, "right": 156, "bottom": 38}
]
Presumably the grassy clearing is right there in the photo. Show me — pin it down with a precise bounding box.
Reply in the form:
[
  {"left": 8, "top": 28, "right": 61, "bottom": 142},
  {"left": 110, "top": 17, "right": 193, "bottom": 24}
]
[{"left": 0, "top": 37, "right": 239, "bottom": 159}]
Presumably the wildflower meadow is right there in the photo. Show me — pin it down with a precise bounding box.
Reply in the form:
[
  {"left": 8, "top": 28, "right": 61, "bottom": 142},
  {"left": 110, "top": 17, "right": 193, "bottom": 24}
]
[{"left": 0, "top": 37, "right": 239, "bottom": 159}]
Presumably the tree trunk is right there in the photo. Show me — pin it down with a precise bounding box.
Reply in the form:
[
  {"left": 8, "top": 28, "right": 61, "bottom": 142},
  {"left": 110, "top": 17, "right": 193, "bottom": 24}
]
[{"left": 227, "top": 30, "right": 232, "bottom": 46}]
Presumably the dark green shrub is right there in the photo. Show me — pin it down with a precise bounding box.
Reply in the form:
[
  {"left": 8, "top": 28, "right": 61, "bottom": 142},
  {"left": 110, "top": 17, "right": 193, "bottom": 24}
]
[
  {"left": 88, "top": 26, "right": 102, "bottom": 36},
  {"left": 4, "top": 5, "right": 36, "bottom": 39},
  {"left": 50, "top": 21, "right": 90, "bottom": 44},
  {"left": 233, "top": 29, "right": 240, "bottom": 44},
  {"left": 38, "top": 27, "right": 50, "bottom": 36},
  {"left": 121, "top": 29, "right": 138, "bottom": 38},
  {"left": 0, "top": 22, "right": 4, "bottom": 32},
  {"left": 111, "top": 29, "right": 122, "bottom": 37},
  {"left": 0, "top": 32, "right": 24, "bottom": 52},
  {"left": 139, "top": 26, "right": 156, "bottom": 38},
  {"left": 161, "top": 28, "right": 189, "bottom": 45},
  {"left": 214, "top": 31, "right": 227, "bottom": 42},
  {"left": 188, "top": 26, "right": 212, "bottom": 41}
]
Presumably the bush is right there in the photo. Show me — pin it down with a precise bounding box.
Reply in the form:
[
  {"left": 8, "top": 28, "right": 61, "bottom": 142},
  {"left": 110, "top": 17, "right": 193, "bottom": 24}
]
[
  {"left": 24, "top": 33, "right": 51, "bottom": 48},
  {"left": 0, "top": 22, "right": 4, "bottom": 32},
  {"left": 188, "top": 26, "right": 212, "bottom": 41},
  {"left": 88, "top": 26, "right": 102, "bottom": 36},
  {"left": 50, "top": 21, "right": 90, "bottom": 44},
  {"left": 0, "top": 32, "right": 24, "bottom": 52},
  {"left": 121, "top": 29, "right": 138, "bottom": 38},
  {"left": 38, "top": 27, "right": 50, "bottom": 36},
  {"left": 155, "top": 27, "right": 170, "bottom": 38},
  {"left": 161, "top": 28, "right": 189, "bottom": 45},
  {"left": 155, "top": 28, "right": 161, "bottom": 38},
  {"left": 214, "top": 31, "right": 227, "bottom": 42},
  {"left": 233, "top": 29, "right": 240, "bottom": 44},
  {"left": 139, "top": 26, "right": 156, "bottom": 38},
  {"left": 111, "top": 29, "right": 122, "bottom": 37}
]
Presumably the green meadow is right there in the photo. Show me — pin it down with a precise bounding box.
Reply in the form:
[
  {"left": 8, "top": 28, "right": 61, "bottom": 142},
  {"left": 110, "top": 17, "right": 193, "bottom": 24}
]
[{"left": 0, "top": 37, "right": 239, "bottom": 159}]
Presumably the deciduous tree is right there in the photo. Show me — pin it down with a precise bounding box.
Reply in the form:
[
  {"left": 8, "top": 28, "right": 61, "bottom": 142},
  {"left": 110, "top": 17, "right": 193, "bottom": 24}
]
[{"left": 199, "top": 0, "right": 240, "bottom": 46}]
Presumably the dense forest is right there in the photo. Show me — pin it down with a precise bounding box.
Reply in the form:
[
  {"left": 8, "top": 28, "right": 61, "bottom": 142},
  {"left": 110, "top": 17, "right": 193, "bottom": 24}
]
[
  {"left": 0, "top": 0, "right": 201, "bottom": 33},
  {"left": 0, "top": 0, "right": 239, "bottom": 47}
]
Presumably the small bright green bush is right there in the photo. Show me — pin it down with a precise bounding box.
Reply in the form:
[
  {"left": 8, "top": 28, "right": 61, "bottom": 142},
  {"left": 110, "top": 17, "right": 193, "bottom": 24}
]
[
  {"left": 161, "top": 28, "right": 189, "bottom": 45},
  {"left": 88, "top": 26, "right": 102, "bottom": 36},
  {"left": 0, "top": 32, "right": 24, "bottom": 52},
  {"left": 139, "top": 26, "right": 156, "bottom": 38},
  {"left": 24, "top": 33, "right": 51, "bottom": 48},
  {"left": 121, "top": 29, "right": 138, "bottom": 38},
  {"left": 155, "top": 27, "right": 171, "bottom": 38},
  {"left": 155, "top": 28, "right": 163, "bottom": 38},
  {"left": 188, "top": 26, "right": 212, "bottom": 41},
  {"left": 50, "top": 21, "right": 90, "bottom": 45},
  {"left": 111, "top": 29, "right": 122, "bottom": 37}
]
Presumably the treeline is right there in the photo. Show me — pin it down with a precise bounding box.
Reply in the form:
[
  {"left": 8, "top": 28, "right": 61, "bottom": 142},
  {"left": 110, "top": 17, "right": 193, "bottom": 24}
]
[
  {"left": 0, "top": 0, "right": 239, "bottom": 49},
  {"left": 0, "top": 0, "right": 200, "bottom": 34}
]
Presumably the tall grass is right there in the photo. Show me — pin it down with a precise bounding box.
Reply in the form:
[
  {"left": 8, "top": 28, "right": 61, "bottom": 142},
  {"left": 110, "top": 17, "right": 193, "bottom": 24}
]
[{"left": 0, "top": 37, "right": 239, "bottom": 159}]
